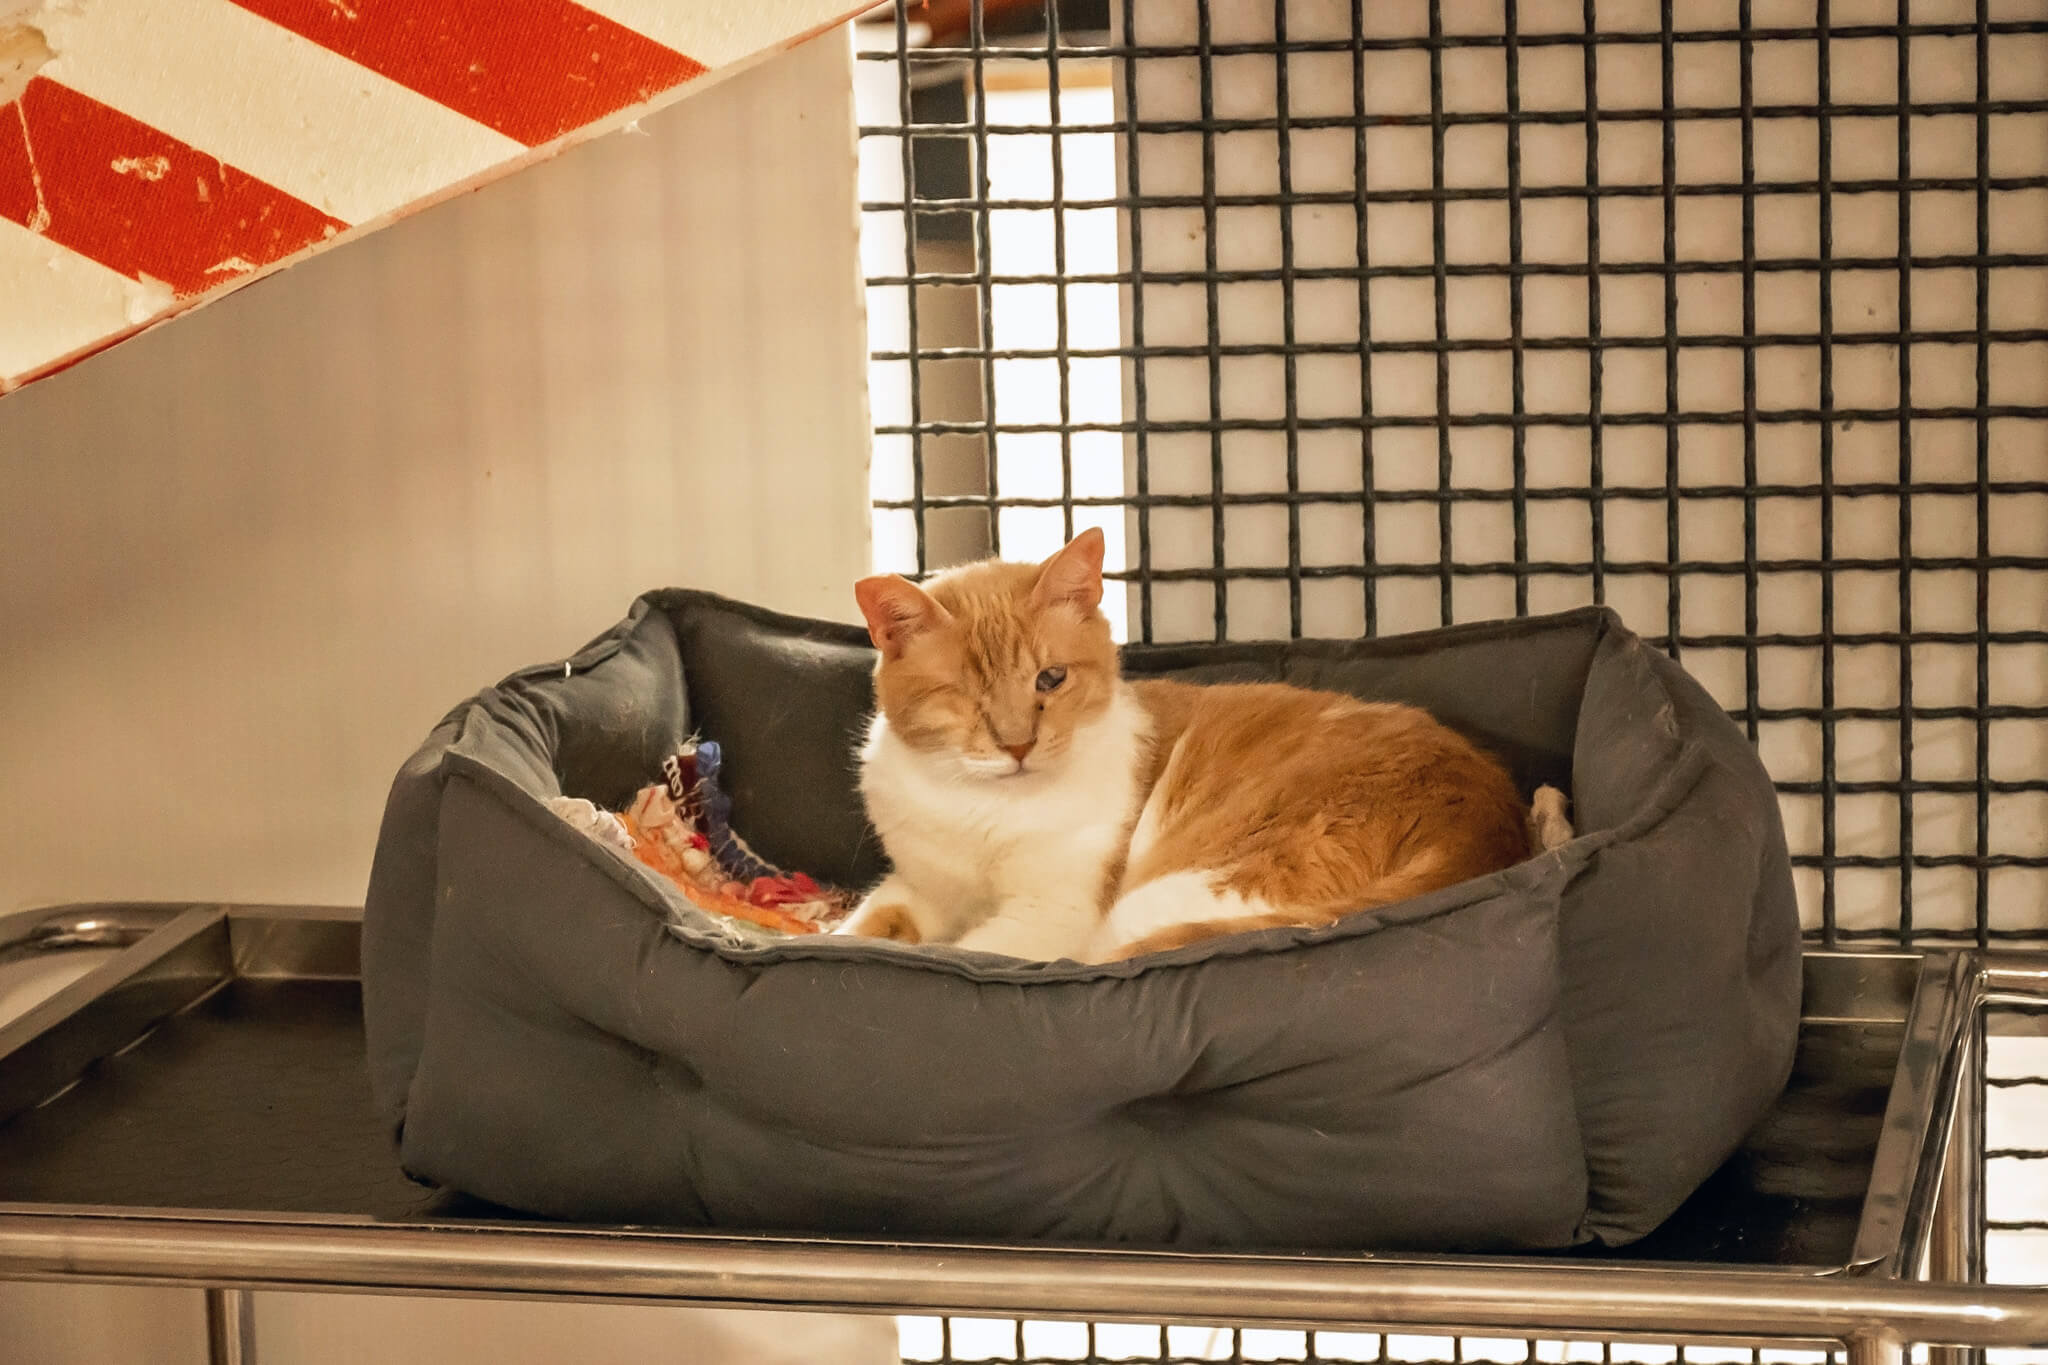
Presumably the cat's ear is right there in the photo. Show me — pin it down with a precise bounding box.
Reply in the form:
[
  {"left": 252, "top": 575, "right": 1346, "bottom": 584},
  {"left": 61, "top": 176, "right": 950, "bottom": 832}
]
[
  {"left": 1033, "top": 526, "right": 1105, "bottom": 611},
  {"left": 855, "top": 575, "right": 952, "bottom": 658}
]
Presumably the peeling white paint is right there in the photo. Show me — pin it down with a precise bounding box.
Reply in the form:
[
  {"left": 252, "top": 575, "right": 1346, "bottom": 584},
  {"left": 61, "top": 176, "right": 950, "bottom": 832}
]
[
  {"left": 0, "top": 0, "right": 54, "bottom": 90},
  {"left": 0, "top": 0, "right": 870, "bottom": 396},
  {"left": 13, "top": 97, "right": 50, "bottom": 232},
  {"left": 121, "top": 272, "right": 173, "bottom": 325},
  {"left": 0, "top": 17, "right": 52, "bottom": 109},
  {"left": 110, "top": 153, "right": 171, "bottom": 180},
  {"left": 36, "top": 0, "right": 522, "bottom": 226},
  {"left": 0, "top": 214, "right": 136, "bottom": 390}
]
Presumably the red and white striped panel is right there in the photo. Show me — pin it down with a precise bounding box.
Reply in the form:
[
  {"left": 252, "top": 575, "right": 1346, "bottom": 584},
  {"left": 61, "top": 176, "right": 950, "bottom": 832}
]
[{"left": 0, "top": 0, "right": 866, "bottom": 393}]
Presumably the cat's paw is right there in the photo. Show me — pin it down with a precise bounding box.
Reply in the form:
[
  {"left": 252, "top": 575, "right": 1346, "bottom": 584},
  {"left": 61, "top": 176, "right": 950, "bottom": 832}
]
[
  {"left": 837, "top": 900, "right": 924, "bottom": 944},
  {"left": 1528, "top": 784, "right": 1574, "bottom": 852}
]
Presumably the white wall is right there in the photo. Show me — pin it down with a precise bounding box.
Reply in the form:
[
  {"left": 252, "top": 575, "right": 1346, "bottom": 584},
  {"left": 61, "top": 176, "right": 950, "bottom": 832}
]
[
  {"left": 0, "top": 31, "right": 872, "bottom": 916},
  {"left": 0, "top": 27, "right": 893, "bottom": 1365}
]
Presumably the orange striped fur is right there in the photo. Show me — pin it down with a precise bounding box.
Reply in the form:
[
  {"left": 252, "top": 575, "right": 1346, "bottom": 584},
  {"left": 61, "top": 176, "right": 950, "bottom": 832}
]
[{"left": 838, "top": 530, "right": 1558, "bottom": 961}]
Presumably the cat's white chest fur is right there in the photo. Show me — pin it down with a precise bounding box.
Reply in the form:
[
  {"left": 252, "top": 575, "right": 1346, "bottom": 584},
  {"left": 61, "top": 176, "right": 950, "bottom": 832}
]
[{"left": 857, "top": 688, "right": 1149, "bottom": 959}]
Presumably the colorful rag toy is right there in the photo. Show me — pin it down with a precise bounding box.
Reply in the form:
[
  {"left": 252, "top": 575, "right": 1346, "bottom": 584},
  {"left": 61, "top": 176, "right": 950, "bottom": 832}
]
[{"left": 548, "top": 740, "right": 852, "bottom": 936}]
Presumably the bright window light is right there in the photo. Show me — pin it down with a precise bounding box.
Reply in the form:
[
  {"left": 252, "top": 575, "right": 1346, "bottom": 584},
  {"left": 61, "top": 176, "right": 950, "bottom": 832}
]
[{"left": 857, "top": 45, "right": 1130, "bottom": 640}]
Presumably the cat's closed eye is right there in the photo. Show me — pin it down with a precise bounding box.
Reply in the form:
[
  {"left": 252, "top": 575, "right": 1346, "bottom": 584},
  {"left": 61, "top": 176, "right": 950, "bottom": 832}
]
[
  {"left": 904, "top": 680, "right": 969, "bottom": 710},
  {"left": 1035, "top": 667, "right": 1067, "bottom": 693}
]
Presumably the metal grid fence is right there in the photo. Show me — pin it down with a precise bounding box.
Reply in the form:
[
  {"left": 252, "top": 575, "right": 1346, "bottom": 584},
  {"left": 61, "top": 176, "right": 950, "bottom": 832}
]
[
  {"left": 1989, "top": 1007, "right": 2048, "bottom": 1289},
  {"left": 853, "top": 0, "right": 2047, "bottom": 1358},
  {"left": 895, "top": 1320, "right": 1847, "bottom": 1363}
]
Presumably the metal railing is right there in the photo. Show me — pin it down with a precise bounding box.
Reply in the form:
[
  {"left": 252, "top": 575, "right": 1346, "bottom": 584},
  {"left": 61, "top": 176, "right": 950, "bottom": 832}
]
[{"left": 0, "top": 906, "right": 2041, "bottom": 1365}]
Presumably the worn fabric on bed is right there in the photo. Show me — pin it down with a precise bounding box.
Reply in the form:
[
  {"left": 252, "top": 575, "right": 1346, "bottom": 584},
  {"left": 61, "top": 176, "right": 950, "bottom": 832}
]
[{"left": 362, "top": 594, "right": 1801, "bottom": 1251}]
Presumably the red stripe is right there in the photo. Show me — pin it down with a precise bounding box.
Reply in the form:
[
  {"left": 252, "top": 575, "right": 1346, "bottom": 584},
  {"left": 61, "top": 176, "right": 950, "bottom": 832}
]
[
  {"left": 0, "top": 79, "right": 345, "bottom": 297},
  {"left": 227, "top": 0, "right": 706, "bottom": 148}
]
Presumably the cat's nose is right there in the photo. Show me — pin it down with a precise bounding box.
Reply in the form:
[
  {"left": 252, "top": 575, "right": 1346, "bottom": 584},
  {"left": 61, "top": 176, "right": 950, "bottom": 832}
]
[{"left": 1002, "top": 741, "right": 1035, "bottom": 762}]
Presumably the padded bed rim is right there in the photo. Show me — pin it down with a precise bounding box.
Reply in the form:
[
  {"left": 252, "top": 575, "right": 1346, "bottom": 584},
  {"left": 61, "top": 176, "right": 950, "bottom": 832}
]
[{"left": 429, "top": 598, "right": 1711, "bottom": 984}]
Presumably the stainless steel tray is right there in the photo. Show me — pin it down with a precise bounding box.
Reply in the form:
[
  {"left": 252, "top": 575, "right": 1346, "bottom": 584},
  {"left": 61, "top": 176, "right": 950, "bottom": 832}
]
[{"left": 0, "top": 902, "right": 2041, "bottom": 1359}]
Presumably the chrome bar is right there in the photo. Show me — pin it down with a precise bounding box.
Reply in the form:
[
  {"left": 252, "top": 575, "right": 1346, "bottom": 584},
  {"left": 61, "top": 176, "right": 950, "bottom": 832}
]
[
  {"left": 1858, "top": 950, "right": 1972, "bottom": 1274},
  {"left": 1, "top": 918, "right": 2043, "bottom": 1351},
  {"left": 1847, "top": 1331, "right": 1907, "bottom": 1365},
  {"left": 0, "top": 904, "right": 187, "bottom": 962},
  {"left": 1982, "top": 954, "right": 2048, "bottom": 996},
  {"left": 1929, "top": 1011, "right": 1986, "bottom": 1365},
  {"left": 0, "top": 907, "right": 231, "bottom": 1124},
  {"left": 205, "top": 1286, "right": 255, "bottom": 1365},
  {"left": 0, "top": 1212, "right": 2046, "bottom": 1347}
]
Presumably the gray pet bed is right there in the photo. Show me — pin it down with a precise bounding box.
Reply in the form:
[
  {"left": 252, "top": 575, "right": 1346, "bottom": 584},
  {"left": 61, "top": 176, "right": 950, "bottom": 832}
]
[{"left": 363, "top": 592, "right": 1801, "bottom": 1253}]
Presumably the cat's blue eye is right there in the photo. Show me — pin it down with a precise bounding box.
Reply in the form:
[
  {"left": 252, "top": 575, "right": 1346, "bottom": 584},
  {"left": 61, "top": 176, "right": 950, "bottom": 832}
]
[{"left": 1035, "top": 667, "right": 1067, "bottom": 693}]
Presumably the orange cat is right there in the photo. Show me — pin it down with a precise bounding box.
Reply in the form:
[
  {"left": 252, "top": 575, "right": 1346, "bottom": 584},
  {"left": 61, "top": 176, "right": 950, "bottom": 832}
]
[{"left": 837, "top": 529, "right": 1568, "bottom": 961}]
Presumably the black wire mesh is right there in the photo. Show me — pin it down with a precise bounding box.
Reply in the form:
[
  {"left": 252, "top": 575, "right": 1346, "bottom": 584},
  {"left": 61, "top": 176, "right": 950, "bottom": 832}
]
[
  {"left": 894, "top": 1317, "right": 1852, "bottom": 1363},
  {"left": 1987, "top": 1007, "right": 2048, "bottom": 1263},
  {"left": 854, "top": 0, "right": 2048, "bottom": 1357},
  {"left": 856, "top": 0, "right": 2048, "bottom": 952}
]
